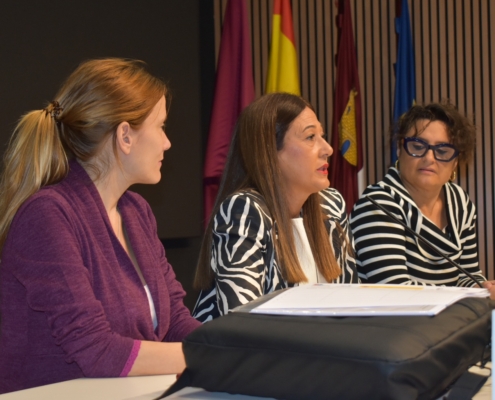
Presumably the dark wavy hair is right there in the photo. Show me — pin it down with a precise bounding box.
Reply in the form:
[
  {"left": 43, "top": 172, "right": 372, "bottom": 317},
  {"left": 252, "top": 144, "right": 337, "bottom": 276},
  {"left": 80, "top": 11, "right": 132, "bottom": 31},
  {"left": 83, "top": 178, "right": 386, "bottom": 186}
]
[{"left": 391, "top": 101, "right": 476, "bottom": 165}]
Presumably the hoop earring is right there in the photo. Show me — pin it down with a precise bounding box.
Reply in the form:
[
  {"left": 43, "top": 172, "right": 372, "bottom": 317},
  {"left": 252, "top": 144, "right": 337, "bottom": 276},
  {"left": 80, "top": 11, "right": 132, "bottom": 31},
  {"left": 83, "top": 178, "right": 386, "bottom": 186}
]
[
  {"left": 395, "top": 160, "right": 399, "bottom": 171},
  {"left": 450, "top": 170, "right": 457, "bottom": 181}
]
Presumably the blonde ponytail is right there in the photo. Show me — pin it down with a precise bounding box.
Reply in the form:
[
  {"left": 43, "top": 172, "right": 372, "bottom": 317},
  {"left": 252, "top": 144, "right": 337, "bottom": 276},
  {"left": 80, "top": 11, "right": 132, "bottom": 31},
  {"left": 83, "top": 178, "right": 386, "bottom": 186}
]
[{"left": 0, "top": 106, "right": 68, "bottom": 251}]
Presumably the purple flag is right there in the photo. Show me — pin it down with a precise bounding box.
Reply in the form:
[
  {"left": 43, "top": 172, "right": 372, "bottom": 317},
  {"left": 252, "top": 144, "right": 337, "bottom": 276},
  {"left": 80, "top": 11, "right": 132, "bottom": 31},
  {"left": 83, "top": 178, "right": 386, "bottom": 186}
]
[{"left": 203, "top": 0, "right": 255, "bottom": 226}]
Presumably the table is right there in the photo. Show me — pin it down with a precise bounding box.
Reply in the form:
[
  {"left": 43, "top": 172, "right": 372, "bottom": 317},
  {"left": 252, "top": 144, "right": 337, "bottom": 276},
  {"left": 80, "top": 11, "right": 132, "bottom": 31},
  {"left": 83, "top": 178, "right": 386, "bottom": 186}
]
[
  {"left": 0, "top": 365, "right": 490, "bottom": 400},
  {"left": 470, "top": 364, "right": 492, "bottom": 400},
  {"left": 0, "top": 375, "right": 176, "bottom": 400},
  {"left": 0, "top": 375, "right": 275, "bottom": 400}
]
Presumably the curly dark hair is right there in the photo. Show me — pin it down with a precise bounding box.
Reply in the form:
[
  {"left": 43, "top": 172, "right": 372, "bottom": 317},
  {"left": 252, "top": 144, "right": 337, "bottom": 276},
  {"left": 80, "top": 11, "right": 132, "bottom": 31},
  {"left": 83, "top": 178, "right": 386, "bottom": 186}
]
[{"left": 391, "top": 101, "right": 476, "bottom": 165}]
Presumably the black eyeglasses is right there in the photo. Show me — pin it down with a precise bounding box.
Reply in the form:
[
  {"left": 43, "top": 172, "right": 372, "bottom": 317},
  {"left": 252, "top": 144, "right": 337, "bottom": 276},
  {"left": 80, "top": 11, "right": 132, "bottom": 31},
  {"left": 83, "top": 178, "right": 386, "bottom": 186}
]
[{"left": 403, "top": 137, "right": 459, "bottom": 162}]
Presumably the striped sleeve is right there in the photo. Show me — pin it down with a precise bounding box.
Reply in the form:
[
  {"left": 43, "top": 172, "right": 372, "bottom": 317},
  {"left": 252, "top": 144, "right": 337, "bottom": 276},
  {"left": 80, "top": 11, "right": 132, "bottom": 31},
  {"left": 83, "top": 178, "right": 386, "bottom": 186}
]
[
  {"left": 451, "top": 187, "right": 483, "bottom": 287},
  {"left": 211, "top": 193, "right": 276, "bottom": 315},
  {"left": 350, "top": 190, "right": 432, "bottom": 286},
  {"left": 319, "top": 189, "right": 359, "bottom": 284}
]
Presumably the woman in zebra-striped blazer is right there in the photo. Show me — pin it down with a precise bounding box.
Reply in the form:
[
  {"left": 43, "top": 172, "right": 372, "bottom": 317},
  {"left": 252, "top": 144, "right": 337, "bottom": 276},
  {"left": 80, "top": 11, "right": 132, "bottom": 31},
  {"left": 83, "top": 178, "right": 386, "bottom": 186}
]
[
  {"left": 350, "top": 102, "right": 490, "bottom": 288},
  {"left": 193, "top": 93, "right": 358, "bottom": 323}
]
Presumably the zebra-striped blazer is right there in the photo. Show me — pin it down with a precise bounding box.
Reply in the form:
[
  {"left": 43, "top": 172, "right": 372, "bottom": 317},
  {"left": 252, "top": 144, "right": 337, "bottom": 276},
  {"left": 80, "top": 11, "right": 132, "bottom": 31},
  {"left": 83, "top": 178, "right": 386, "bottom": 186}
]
[
  {"left": 349, "top": 167, "right": 485, "bottom": 286},
  {"left": 192, "top": 188, "right": 358, "bottom": 323}
]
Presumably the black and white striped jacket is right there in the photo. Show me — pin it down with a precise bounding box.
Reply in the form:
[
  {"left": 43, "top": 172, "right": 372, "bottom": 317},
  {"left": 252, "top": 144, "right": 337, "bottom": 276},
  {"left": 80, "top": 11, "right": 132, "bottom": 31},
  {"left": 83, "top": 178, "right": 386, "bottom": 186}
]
[
  {"left": 349, "top": 167, "right": 485, "bottom": 286},
  {"left": 192, "top": 188, "right": 358, "bottom": 323}
]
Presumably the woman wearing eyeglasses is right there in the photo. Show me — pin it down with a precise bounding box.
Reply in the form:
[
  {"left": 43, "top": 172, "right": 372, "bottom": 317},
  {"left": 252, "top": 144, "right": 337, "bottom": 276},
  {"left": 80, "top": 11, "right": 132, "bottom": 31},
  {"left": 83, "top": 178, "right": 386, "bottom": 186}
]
[{"left": 349, "top": 102, "right": 489, "bottom": 287}]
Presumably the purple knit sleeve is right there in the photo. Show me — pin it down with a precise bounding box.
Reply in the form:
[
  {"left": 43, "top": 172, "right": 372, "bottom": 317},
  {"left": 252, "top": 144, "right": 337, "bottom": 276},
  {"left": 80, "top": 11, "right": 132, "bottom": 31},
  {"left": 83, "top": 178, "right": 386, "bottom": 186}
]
[
  {"left": 161, "top": 256, "right": 202, "bottom": 341},
  {"left": 119, "top": 340, "right": 141, "bottom": 377},
  {"left": 6, "top": 195, "right": 136, "bottom": 377},
  {"left": 143, "top": 201, "right": 201, "bottom": 341}
]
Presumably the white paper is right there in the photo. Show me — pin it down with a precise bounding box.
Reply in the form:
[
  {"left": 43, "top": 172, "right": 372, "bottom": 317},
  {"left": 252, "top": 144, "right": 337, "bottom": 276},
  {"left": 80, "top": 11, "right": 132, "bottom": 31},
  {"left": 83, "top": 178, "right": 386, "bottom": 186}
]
[{"left": 250, "top": 284, "right": 489, "bottom": 317}]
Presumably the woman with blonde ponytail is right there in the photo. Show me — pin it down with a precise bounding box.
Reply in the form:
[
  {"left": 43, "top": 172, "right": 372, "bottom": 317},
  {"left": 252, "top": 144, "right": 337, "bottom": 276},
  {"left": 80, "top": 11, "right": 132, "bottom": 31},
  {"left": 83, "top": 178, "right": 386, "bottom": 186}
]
[
  {"left": 0, "top": 58, "right": 200, "bottom": 394},
  {"left": 0, "top": 103, "right": 68, "bottom": 251},
  {"left": 192, "top": 93, "right": 358, "bottom": 323}
]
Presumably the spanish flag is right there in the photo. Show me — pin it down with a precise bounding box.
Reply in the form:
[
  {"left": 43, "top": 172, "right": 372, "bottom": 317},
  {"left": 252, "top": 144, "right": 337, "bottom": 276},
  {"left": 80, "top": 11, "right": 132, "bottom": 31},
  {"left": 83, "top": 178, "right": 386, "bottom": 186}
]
[
  {"left": 266, "top": 0, "right": 300, "bottom": 94},
  {"left": 330, "top": 0, "right": 363, "bottom": 214}
]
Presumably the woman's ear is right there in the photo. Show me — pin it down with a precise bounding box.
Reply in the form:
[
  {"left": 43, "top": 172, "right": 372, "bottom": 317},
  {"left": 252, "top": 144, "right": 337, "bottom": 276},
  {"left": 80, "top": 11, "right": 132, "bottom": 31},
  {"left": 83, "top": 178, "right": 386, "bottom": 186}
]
[{"left": 116, "top": 121, "right": 132, "bottom": 155}]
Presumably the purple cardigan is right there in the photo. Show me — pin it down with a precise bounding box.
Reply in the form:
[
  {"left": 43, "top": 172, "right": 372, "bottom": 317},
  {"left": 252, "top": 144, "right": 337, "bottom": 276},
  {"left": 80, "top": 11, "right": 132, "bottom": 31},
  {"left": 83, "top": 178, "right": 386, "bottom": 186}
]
[{"left": 0, "top": 161, "right": 200, "bottom": 393}]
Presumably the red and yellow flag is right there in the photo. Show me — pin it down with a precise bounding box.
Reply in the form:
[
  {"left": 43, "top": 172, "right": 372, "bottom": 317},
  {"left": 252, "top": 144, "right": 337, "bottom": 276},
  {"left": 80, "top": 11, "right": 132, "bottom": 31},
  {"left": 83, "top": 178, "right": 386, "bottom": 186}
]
[{"left": 266, "top": 0, "right": 300, "bottom": 94}]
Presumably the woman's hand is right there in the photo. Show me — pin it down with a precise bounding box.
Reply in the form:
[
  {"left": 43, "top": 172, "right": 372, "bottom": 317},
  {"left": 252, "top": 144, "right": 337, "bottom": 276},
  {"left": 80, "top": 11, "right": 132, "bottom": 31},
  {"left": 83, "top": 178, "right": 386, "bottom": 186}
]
[{"left": 481, "top": 281, "right": 495, "bottom": 300}]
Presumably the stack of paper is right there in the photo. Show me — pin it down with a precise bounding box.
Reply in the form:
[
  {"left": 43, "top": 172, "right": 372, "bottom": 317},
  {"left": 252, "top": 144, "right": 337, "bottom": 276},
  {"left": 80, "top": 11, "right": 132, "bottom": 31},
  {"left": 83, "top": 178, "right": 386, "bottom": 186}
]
[{"left": 250, "top": 284, "right": 489, "bottom": 317}]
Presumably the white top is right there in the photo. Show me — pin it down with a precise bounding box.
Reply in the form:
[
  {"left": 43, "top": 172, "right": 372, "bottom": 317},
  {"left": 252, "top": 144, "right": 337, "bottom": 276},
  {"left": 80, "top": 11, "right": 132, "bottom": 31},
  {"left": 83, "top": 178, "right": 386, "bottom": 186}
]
[
  {"left": 144, "top": 284, "right": 158, "bottom": 330},
  {"left": 292, "top": 218, "right": 326, "bottom": 284}
]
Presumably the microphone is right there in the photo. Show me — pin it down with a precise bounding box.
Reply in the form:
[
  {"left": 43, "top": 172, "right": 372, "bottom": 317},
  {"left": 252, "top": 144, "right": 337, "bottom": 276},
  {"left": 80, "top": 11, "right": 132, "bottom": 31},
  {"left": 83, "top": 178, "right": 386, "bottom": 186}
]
[{"left": 365, "top": 195, "right": 484, "bottom": 288}]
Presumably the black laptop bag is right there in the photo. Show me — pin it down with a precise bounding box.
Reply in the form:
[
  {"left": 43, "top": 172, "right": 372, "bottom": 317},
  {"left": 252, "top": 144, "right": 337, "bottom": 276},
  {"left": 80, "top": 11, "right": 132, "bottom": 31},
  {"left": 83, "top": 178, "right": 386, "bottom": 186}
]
[{"left": 163, "top": 295, "right": 492, "bottom": 400}]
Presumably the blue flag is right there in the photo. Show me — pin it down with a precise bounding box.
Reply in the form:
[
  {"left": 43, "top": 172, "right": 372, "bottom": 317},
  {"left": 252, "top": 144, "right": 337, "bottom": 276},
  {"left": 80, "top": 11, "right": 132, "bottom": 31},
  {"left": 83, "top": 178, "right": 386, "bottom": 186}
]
[{"left": 392, "top": 0, "right": 416, "bottom": 163}]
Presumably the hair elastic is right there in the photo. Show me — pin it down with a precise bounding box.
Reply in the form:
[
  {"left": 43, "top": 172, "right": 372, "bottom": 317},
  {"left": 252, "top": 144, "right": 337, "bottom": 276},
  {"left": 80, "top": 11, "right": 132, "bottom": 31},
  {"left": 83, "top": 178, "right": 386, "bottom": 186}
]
[{"left": 44, "top": 100, "right": 64, "bottom": 121}]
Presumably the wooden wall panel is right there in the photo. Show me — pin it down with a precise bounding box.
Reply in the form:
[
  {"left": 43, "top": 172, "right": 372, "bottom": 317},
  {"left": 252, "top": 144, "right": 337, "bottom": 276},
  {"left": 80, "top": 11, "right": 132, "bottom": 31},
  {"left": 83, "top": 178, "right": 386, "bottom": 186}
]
[{"left": 213, "top": 0, "right": 495, "bottom": 278}]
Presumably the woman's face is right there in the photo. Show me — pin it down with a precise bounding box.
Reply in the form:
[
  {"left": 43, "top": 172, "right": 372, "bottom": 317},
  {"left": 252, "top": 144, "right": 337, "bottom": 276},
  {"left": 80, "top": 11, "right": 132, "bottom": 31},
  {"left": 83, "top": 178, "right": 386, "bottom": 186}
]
[
  {"left": 126, "top": 95, "right": 171, "bottom": 184},
  {"left": 277, "top": 107, "right": 333, "bottom": 201},
  {"left": 398, "top": 119, "right": 457, "bottom": 193}
]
